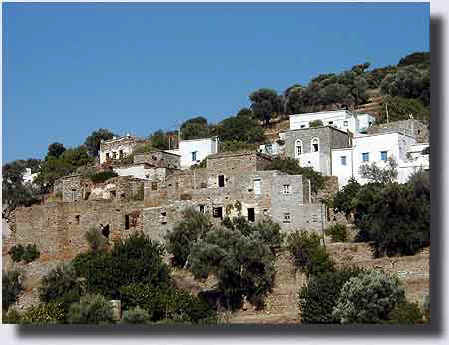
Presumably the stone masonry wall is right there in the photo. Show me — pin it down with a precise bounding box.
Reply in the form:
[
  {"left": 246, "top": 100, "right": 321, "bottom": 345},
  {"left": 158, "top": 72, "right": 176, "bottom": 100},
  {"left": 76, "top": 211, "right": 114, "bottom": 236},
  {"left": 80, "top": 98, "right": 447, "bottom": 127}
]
[
  {"left": 367, "top": 119, "right": 429, "bottom": 143},
  {"left": 134, "top": 151, "right": 180, "bottom": 169}
]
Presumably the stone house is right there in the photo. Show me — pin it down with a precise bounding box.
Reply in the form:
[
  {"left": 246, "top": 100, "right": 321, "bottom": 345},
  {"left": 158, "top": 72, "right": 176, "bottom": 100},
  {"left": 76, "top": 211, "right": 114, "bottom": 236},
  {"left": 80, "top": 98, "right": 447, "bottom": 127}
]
[{"left": 99, "top": 135, "right": 138, "bottom": 164}]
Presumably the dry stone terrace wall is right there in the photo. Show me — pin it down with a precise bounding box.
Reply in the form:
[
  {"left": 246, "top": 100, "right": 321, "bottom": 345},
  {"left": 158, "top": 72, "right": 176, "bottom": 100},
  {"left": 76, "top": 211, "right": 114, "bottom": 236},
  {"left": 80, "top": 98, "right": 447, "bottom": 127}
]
[{"left": 134, "top": 152, "right": 180, "bottom": 169}]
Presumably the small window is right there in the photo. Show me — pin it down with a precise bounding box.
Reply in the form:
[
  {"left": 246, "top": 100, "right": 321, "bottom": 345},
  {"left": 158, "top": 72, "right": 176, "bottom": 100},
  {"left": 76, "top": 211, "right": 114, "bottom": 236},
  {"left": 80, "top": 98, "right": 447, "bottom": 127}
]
[
  {"left": 218, "top": 175, "right": 225, "bottom": 187},
  {"left": 283, "top": 213, "right": 291, "bottom": 223},
  {"left": 380, "top": 151, "right": 388, "bottom": 161},
  {"left": 328, "top": 121, "right": 333, "bottom": 125},
  {"left": 213, "top": 207, "right": 223, "bottom": 219},
  {"left": 151, "top": 182, "right": 158, "bottom": 191},
  {"left": 102, "top": 224, "right": 110, "bottom": 238},
  {"left": 192, "top": 151, "right": 197, "bottom": 162},
  {"left": 75, "top": 215, "right": 80, "bottom": 224},
  {"left": 341, "top": 156, "right": 347, "bottom": 166},
  {"left": 300, "top": 125, "right": 306, "bottom": 129},
  {"left": 254, "top": 179, "right": 261, "bottom": 195},
  {"left": 161, "top": 211, "right": 167, "bottom": 217},
  {"left": 119, "top": 150, "right": 124, "bottom": 159},
  {"left": 311, "top": 138, "right": 319, "bottom": 152},
  {"left": 343, "top": 121, "right": 348, "bottom": 127},
  {"left": 200, "top": 182, "right": 207, "bottom": 188},
  {"left": 295, "top": 139, "right": 303, "bottom": 158},
  {"left": 125, "top": 215, "right": 130, "bottom": 230},
  {"left": 283, "top": 184, "right": 291, "bottom": 194},
  {"left": 106, "top": 153, "right": 110, "bottom": 160},
  {"left": 199, "top": 205, "right": 205, "bottom": 213},
  {"left": 265, "top": 144, "right": 272, "bottom": 154},
  {"left": 248, "top": 208, "right": 255, "bottom": 222},
  {"left": 362, "top": 152, "right": 369, "bottom": 162},
  {"left": 112, "top": 152, "right": 117, "bottom": 159},
  {"left": 110, "top": 190, "right": 116, "bottom": 198}
]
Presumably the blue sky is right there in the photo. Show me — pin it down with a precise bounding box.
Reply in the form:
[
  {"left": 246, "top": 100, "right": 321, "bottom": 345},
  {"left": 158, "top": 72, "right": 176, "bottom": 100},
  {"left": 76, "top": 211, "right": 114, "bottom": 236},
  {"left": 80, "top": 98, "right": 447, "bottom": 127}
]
[{"left": 2, "top": 2, "right": 429, "bottom": 163}]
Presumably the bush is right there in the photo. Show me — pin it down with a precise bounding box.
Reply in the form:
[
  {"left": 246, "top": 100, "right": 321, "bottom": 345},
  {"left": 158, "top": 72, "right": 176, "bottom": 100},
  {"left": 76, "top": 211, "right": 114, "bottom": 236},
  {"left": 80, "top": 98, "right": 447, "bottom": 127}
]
[
  {"left": 332, "top": 177, "right": 361, "bottom": 218},
  {"left": 85, "top": 227, "right": 108, "bottom": 253},
  {"left": 332, "top": 270, "right": 405, "bottom": 324},
  {"left": 72, "top": 232, "right": 171, "bottom": 299},
  {"left": 67, "top": 294, "right": 115, "bottom": 324},
  {"left": 9, "top": 244, "right": 40, "bottom": 263},
  {"left": 309, "top": 120, "right": 324, "bottom": 127},
  {"left": 119, "top": 283, "right": 216, "bottom": 323},
  {"left": 22, "top": 303, "right": 65, "bottom": 324},
  {"left": 165, "top": 208, "right": 212, "bottom": 267},
  {"left": 121, "top": 306, "right": 151, "bottom": 324},
  {"left": 89, "top": 171, "right": 118, "bottom": 183},
  {"left": 22, "top": 244, "right": 40, "bottom": 263},
  {"left": 286, "top": 230, "right": 334, "bottom": 277},
  {"left": 387, "top": 300, "right": 424, "bottom": 324},
  {"left": 299, "top": 267, "right": 365, "bottom": 323},
  {"left": 2, "top": 308, "right": 23, "bottom": 324},
  {"left": 325, "top": 224, "right": 348, "bottom": 242},
  {"left": 39, "top": 264, "right": 84, "bottom": 317},
  {"left": 2, "top": 269, "right": 23, "bottom": 311}
]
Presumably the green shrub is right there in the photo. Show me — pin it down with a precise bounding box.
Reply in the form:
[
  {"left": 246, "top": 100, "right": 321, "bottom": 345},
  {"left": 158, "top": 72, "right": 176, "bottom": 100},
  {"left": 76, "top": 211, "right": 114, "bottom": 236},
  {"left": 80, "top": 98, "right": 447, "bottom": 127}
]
[
  {"left": 386, "top": 300, "right": 424, "bottom": 324},
  {"left": 325, "top": 224, "right": 348, "bottom": 242},
  {"left": 9, "top": 244, "right": 25, "bottom": 262},
  {"left": 89, "top": 171, "right": 118, "bottom": 183},
  {"left": 298, "top": 267, "right": 365, "bottom": 323},
  {"left": 67, "top": 294, "right": 115, "bottom": 324},
  {"left": 22, "top": 244, "right": 40, "bottom": 263},
  {"left": 72, "top": 232, "right": 171, "bottom": 299},
  {"left": 332, "top": 270, "right": 405, "bottom": 324},
  {"left": 22, "top": 303, "right": 65, "bottom": 324},
  {"left": 121, "top": 306, "right": 151, "bottom": 324},
  {"left": 2, "top": 269, "right": 23, "bottom": 311},
  {"left": 286, "top": 230, "right": 334, "bottom": 277},
  {"left": 119, "top": 283, "right": 216, "bottom": 323},
  {"left": 309, "top": 120, "right": 324, "bottom": 127},
  {"left": 165, "top": 208, "right": 212, "bottom": 267},
  {"left": 85, "top": 227, "right": 108, "bottom": 253},
  {"left": 39, "top": 264, "right": 84, "bottom": 317},
  {"left": 2, "top": 308, "right": 23, "bottom": 324}
]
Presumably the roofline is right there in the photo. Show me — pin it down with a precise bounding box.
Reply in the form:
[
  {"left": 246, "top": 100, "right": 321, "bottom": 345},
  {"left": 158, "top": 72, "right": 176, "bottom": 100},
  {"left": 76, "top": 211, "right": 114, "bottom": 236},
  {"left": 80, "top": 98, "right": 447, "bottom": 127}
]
[
  {"left": 280, "top": 125, "right": 350, "bottom": 136},
  {"left": 179, "top": 136, "right": 219, "bottom": 143},
  {"left": 355, "top": 130, "right": 416, "bottom": 140}
]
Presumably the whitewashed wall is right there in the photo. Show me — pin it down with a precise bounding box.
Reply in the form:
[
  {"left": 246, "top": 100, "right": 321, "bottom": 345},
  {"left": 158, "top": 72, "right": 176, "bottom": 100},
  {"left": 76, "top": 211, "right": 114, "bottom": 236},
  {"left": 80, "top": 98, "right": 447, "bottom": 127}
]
[{"left": 179, "top": 137, "right": 218, "bottom": 169}]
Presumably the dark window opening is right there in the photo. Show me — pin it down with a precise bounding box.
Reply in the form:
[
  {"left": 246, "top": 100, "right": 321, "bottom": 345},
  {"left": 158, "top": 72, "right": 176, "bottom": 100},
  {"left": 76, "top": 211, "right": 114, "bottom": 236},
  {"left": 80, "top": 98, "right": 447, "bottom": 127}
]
[
  {"left": 161, "top": 211, "right": 167, "bottom": 217},
  {"left": 75, "top": 215, "right": 80, "bottom": 224},
  {"left": 102, "top": 224, "right": 110, "bottom": 238},
  {"left": 218, "top": 175, "right": 225, "bottom": 187},
  {"left": 200, "top": 182, "right": 207, "bottom": 188},
  {"left": 199, "top": 205, "right": 205, "bottom": 213},
  {"left": 151, "top": 182, "right": 158, "bottom": 191},
  {"left": 110, "top": 190, "right": 116, "bottom": 198},
  {"left": 248, "top": 208, "right": 255, "bottom": 222},
  {"left": 125, "top": 215, "right": 130, "bottom": 230},
  {"left": 106, "top": 153, "right": 110, "bottom": 160},
  {"left": 84, "top": 191, "right": 91, "bottom": 200},
  {"left": 119, "top": 150, "right": 124, "bottom": 159},
  {"left": 213, "top": 207, "right": 223, "bottom": 219}
]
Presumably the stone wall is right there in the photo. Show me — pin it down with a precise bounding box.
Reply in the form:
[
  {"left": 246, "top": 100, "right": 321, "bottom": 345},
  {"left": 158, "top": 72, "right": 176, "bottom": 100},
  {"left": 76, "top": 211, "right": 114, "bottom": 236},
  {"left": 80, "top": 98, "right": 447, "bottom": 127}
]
[
  {"left": 134, "top": 151, "right": 180, "bottom": 169},
  {"left": 61, "top": 175, "right": 83, "bottom": 202},
  {"left": 367, "top": 119, "right": 429, "bottom": 143}
]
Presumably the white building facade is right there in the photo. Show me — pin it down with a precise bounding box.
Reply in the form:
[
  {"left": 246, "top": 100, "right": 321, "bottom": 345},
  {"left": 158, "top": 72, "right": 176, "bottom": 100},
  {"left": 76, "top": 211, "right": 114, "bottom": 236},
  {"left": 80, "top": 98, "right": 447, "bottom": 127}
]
[
  {"left": 289, "top": 110, "right": 376, "bottom": 134},
  {"left": 177, "top": 136, "right": 219, "bottom": 169},
  {"left": 99, "top": 135, "right": 137, "bottom": 164},
  {"left": 332, "top": 131, "right": 429, "bottom": 187}
]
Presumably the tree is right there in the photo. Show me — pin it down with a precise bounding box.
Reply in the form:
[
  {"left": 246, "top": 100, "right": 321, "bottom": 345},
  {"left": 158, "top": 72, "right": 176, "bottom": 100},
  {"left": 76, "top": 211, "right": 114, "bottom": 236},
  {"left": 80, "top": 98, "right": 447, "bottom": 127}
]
[
  {"left": 378, "top": 95, "right": 430, "bottom": 124},
  {"left": 2, "top": 270, "right": 23, "bottom": 312},
  {"left": 263, "top": 157, "right": 325, "bottom": 194},
  {"left": 180, "top": 116, "right": 211, "bottom": 140},
  {"left": 216, "top": 115, "right": 265, "bottom": 144},
  {"left": 67, "top": 294, "right": 115, "bottom": 324},
  {"left": 398, "top": 51, "right": 430, "bottom": 68},
  {"left": 332, "top": 270, "right": 405, "bottom": 324},
  {"left": 149, "top": 130, "right": 170, "bottom": 150},
  {"left": 249, "top": 88, "right": 282, "bottom": 125},
  {"left": 309, "top": 119, "right": 324, "bottom": 128},
  {"left": 47, "top": 142, "right": 66, "bottom": 159},
  {"left": 165, "top": 208, "right": 212, "bottom": 268},
  {"left": 236, "top": 108, "right": 253, "bottom": 117},
  {"left": 359, "top": 157, "right": 398, "bottom": 184},
  {"left": 332, "top": 177, "right": 361, "bottom": 218},
  {"left": 84, "top": 128, "right": 116, "bottom": 157}
]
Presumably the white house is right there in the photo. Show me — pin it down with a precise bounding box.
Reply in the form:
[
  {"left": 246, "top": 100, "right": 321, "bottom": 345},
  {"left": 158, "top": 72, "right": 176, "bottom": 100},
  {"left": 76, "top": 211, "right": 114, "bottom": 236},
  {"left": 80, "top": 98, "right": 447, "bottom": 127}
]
[
  {"left": 289, "top": 110, "right": 376, "bottom": 134},
  {"left": 99, "top": 135, "right": 137, "bottom": 164},
  {"left": 331, "top": 131, "right": 427, "bottom": 187},
  {"left": 176, "top": 136, "right": 219, "bottom": 169}
]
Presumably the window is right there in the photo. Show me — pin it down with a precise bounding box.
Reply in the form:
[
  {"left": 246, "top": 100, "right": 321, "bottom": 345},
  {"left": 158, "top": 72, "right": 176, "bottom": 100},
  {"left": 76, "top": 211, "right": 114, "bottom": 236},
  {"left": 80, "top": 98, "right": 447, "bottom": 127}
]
[
  {"left": 295, "top": 139, "right": 303, "bottom": 158},
  {"left": 192, "top": 151, "right": 197, "bottom": 162},
  {"left": 362, "top": 152, "right": 369, "bottom": 162},
  {"left": 161, "top": 211, "right": 167, "bottom": 224},
  {"left": 300, "top": 125, "right": 306, "bottom": 129},
  {"left": 311, "top": 138, "right": 319, "bottom": 152},
  {"left": 283, "top": 184, "right": 291, "bottom": 194},
  {"left": 265, "top": 144, "right": 272, "bottom": 154},
  {"left": 199, "top": 205, "right": 205, "bottom": 213},
  {"left": 75, "top": 215, "right": 80, "bottom": 224},
  {"left": 328, "top": 121, "right": 333, "bottom": 125},
  {"left": 112, "top": 152, "right": 117, "bottom": 159},
  {"left": 106, "top": 153, "right": 110, "bottom": 160},
  {"left": 101, "top": 224, "right": 110, "bottom": 238},
  {"left": 248, "top": 208, "right": 255, "bottom": 222},
  {"left": 254, "top": 179, "right": 261, "bottom": 195},
  {"left": 341, "top": 156, "right": 347, "bottom": 166},
  {"left": 343, "top": 121, "right": 348, "bottom": 127},
  {"left": 380, "top": 151, "right": 388, "bottom": 161},
  {"left": 110, "top": 190, "right": 116, "bottom": 198},
  {"left": 125, "top": 215, "right": 130, "bottom": 230},
  {"left": 218, "top": 175, "right": 225, "bottom": 187},
  {"left": 213, "top": 207, "right": 223, "bottom": 219},
  {"left": 151, "top": 182, "right": 158, "bottom": 191},
  {"left": 283, "top": 213, "right": 291, "bottom": 223},
  {"left": 119, "top": 150, "right": 124, "bottom": 159}
]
